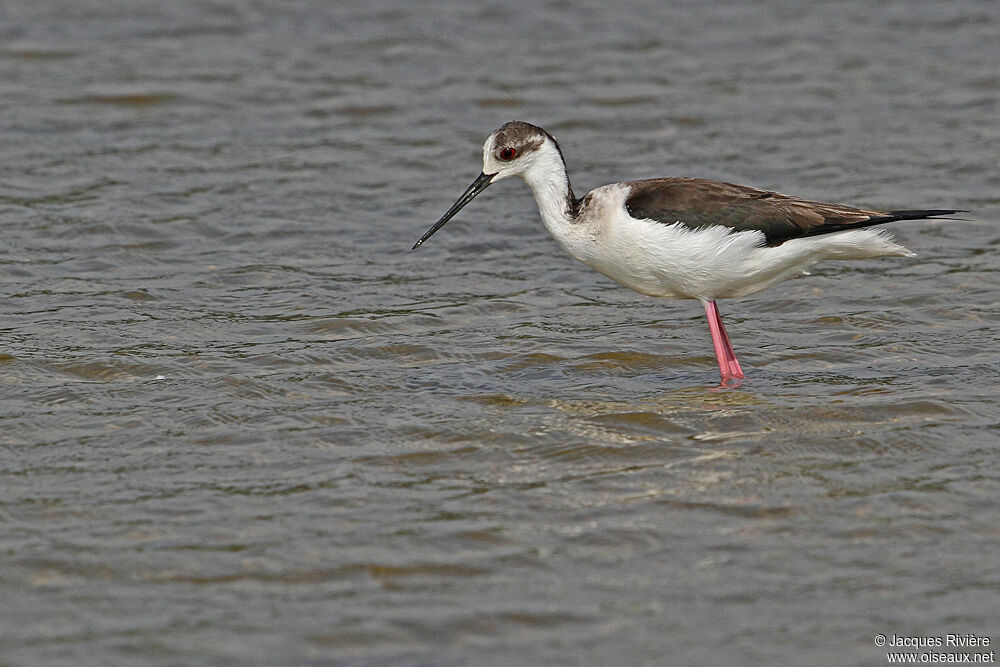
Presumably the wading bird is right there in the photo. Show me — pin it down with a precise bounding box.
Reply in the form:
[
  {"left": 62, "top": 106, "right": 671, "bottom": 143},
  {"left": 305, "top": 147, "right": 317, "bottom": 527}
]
[{"left": 413, "top": 121, "right": 960, "bottom": 384}]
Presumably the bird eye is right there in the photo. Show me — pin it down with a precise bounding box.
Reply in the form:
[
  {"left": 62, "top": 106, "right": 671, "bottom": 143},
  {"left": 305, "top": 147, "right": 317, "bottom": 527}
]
[{"left": 499, "top": 147, "right": 517, "bottom": 161}]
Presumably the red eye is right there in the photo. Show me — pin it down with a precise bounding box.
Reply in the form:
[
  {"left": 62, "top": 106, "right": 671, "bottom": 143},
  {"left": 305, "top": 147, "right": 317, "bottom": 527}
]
[{"left": 499, "top": 147, "right": 517, "bottom": 161}]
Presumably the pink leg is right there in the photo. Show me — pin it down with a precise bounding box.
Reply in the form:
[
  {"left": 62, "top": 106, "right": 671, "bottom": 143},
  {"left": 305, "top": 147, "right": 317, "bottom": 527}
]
[{"left": 704, "top": 300, "right": 744, "bottom": 384}]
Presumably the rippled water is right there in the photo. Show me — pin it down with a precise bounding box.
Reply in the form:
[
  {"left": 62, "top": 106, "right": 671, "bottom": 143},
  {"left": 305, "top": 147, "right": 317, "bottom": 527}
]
[{"left": 2, "top": 0, "right": 998, "bottom": 663}]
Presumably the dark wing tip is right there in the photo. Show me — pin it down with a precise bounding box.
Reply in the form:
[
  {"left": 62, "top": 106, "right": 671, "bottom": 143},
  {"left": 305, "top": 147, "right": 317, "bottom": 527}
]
[{"left": 870, "top": 209, "right": 969, "bottom": 224}]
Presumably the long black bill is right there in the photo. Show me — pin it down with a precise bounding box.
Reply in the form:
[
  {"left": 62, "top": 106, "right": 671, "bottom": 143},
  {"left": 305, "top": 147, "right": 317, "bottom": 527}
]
[{"left": 412, "top": 171, "right": 495, "bottom": 250}]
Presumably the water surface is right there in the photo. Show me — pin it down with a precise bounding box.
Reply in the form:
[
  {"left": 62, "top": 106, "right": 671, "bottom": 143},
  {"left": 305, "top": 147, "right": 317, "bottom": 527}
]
[{"left": 1, "top": 0, "right": 998, "bottom": 664}]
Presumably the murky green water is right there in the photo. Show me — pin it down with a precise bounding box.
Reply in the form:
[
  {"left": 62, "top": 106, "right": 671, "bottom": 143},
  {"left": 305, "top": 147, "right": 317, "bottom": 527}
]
[{"left": 2, "top": 0, "right": 998, "bottom": 663}]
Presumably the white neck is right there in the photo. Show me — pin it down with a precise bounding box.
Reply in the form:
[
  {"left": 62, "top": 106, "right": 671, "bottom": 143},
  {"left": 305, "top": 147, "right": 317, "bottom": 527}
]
[{"left": 519, "top": 144, "right": 577, "bottom": 235}]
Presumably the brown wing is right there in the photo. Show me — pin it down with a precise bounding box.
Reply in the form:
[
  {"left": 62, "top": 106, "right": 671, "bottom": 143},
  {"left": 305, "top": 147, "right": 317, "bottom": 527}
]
[{"left": 623, "top": 178, "right": 954, "bottom": 246}]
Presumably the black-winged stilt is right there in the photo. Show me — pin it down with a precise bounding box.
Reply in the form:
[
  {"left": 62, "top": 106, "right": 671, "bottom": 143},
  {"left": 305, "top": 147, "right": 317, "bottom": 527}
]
[{"left": 413, "top": 121, "right": 962, "bottom": 385}]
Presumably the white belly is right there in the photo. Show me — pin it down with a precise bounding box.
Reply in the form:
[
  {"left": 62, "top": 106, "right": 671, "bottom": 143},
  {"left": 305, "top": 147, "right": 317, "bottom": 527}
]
[{"left": 549, "top": 206, "right": 913, "bottom": 302}]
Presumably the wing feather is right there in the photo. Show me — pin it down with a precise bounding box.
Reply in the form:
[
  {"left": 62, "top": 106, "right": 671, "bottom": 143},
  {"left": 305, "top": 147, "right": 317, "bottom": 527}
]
[{"left": 623, "top": 178, "right": 955, "bottom": 246}]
